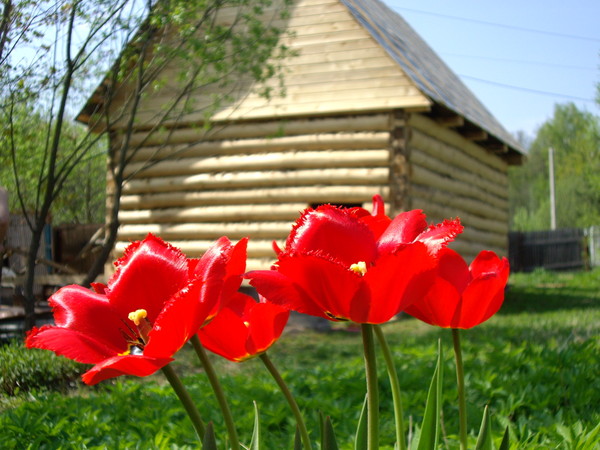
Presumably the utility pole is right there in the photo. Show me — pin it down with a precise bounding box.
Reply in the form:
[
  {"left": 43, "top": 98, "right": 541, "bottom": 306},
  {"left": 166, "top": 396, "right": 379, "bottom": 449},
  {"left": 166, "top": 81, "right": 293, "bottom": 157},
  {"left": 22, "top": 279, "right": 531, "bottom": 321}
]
[{"left": 549, "top": 147, "right": 556, "bottom": 230}]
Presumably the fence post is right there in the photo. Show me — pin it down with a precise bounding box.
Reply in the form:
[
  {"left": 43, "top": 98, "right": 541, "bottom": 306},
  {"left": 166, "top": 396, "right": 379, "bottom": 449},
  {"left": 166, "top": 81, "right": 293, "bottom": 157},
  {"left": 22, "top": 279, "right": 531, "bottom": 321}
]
[{"left": 587, "top": 226, "right": 599, "bottom": 268}]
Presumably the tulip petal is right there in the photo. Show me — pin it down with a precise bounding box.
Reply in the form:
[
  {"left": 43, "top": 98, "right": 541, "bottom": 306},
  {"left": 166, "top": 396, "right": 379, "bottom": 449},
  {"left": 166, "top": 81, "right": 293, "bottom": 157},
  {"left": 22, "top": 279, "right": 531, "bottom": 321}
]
[
  {"left": 360, "top": 243, "right": 437, "bottom": 323},
  {"left": 248, "top": 300, "right": 289, "bottom": 354},
  {"left": 106, "top": 234, "right": 190, "bottom": 322},
  {"left": 43, "top": 285, "right": 126, "bottom": 351},
  {"left": 144, "top": 277, "right": 212, "bottom": 358},
  {"left": 469, "top": 251, "right": 509, "bottom": 279},
  {"left": 199, "top": 293, "right": 289, "bottom": 362},
  {"left": 404, "top": 278, "right": 462, "bottom": 328},
  {"left": 377, "top": 210, "right": 428, "bottom": 254},
  {"left": 416, "top": 218, "right": 464, "bottom": 254},
  {"left": 378, "top": 213, "right": 463, "bottom": 256},
  {"left": 191, "top": 237, "right": 248, "bottom": 316},
  {"left": 437, "top": 248, "right": 471, "bottom": 294},
  {"left": 276, "top": 254, "right": 363, "bottom": 321},
  {"left": 285, "top": 206, "right": 377, "bottom": 266},
  {"left": 26, "top": 326, "right": 121, "bottom": 364},
  {"left": 357, "top": 195, "right": 392, "bottom": 240},
  {"left": 199, "top": 300, "right": 251, "bottom": 362},
  {"left": 81, "top": 354, "right": 172, "bottom": 385},
  {"left": 406, "top": 250, "right": 510, "bottom": 329},
  {"left": 454, "top": 254, "right": 509, "bottom": 328},
  {"left": 246, "top": 269, "right": 326, "bottom": 319}
]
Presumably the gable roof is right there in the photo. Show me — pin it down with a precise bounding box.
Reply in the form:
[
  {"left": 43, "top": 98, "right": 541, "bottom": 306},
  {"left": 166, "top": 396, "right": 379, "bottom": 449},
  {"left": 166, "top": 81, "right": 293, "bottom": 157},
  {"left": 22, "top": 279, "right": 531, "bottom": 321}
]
[
  {"left": 77, "top": 0, "right": 524, "bottom": 159},
  {"left": 344, "top": 0, "right": 524, "bottom": 157}
]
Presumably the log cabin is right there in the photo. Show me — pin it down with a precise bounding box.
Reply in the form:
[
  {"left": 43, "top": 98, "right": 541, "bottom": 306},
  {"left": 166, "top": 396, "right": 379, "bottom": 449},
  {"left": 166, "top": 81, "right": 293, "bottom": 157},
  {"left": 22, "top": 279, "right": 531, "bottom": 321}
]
[{"left": 77, "top": 0, "right": 525, "bottom": 271}]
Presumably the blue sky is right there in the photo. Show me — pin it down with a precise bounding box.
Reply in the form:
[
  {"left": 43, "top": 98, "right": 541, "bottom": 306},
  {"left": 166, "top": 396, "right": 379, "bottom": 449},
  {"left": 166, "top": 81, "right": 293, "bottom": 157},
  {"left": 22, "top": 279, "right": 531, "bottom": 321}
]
[{"left": 382, "top": 0, "right": 600, "bottom": 140}]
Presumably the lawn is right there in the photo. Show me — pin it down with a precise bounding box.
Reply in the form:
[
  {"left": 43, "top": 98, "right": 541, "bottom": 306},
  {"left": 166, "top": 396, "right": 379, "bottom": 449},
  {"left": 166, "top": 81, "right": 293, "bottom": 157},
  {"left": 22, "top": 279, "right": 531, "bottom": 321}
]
[{"left": 1, "top": 268, "right": 599, "bottom": 449}]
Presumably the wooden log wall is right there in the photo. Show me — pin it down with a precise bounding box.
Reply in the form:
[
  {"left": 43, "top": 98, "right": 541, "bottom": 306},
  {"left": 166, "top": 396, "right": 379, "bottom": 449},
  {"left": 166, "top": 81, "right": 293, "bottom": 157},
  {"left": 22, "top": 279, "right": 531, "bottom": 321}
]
[
  {"left": 407, "top": 113, "right": 510, "bottom": 259},
  {"left": 114, "top": 114, "right": 392, "bottom": 270},
  {"left": 101, "top": 0, "right": 430, "bottom": 131}
]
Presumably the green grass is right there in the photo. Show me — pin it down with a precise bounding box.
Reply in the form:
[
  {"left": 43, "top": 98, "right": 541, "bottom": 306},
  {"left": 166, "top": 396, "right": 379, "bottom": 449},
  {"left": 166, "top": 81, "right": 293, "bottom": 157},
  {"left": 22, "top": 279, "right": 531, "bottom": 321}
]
[{"left": 1, "top": 268, "right": 599, "bottom": 449}]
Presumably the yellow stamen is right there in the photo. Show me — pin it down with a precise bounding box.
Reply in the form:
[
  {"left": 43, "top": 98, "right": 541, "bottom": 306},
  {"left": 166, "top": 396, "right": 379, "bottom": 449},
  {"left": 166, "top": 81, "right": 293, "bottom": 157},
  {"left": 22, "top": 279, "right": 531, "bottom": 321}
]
[
  {"left": 128, "top": 309, "right": 148, "bottom": 326},
  {"left": 350, "top": 261, "right": 368, "bottom": 276},
  {"left": 243, "top": 321, "right": 250, "bottom": 328}
]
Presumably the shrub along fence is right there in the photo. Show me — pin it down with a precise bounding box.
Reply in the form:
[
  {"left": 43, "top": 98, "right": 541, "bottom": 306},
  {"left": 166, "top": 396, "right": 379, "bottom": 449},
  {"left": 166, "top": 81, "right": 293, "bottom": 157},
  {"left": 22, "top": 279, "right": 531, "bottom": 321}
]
[{"left": 509, "top": 226, "right": 599, "bottom": 272}]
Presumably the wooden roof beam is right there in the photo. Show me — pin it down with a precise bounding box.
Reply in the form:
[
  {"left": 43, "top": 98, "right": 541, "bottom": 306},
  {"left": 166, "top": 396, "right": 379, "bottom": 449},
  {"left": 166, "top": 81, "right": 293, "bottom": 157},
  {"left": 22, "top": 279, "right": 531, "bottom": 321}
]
[
  {"left": 435, "top": 114, "right": 464, "bottom": 128},
  {"left": 464, "top": 129, "right": 488, "bottom": 141},
  {"left": 486, "top": 143, "right": 509, "bottom": 154},
  {"left": 505, "top": 152, "right": 525, "bottom": 165}
]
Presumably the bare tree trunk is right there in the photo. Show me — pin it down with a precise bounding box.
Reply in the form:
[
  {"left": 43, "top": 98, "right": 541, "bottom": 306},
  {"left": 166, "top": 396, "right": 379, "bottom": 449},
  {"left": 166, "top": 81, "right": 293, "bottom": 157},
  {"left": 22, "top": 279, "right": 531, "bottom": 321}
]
[
  {"left": 22, "top": 216, "right": 45, "bottom": 330},
  {"left": 21, "top": 2, "right": 79, "bottom": 331}
]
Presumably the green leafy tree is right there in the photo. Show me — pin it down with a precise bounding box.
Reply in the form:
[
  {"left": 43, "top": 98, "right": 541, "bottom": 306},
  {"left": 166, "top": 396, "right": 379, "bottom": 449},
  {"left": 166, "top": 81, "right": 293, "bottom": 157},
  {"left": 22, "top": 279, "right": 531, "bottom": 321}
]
[
  {"left": 0, "top": 102, "right": 106, "bottom": 224},
  {"left": 509, "top": 103, "right": 600, "bottom": 231}
]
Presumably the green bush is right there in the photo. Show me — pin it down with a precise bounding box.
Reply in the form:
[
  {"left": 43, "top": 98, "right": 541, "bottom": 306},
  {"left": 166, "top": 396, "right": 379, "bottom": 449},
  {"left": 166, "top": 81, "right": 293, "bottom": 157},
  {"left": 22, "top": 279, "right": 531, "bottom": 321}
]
[{"left": 0, "top": 340, "right": 84, "bottom": 396}]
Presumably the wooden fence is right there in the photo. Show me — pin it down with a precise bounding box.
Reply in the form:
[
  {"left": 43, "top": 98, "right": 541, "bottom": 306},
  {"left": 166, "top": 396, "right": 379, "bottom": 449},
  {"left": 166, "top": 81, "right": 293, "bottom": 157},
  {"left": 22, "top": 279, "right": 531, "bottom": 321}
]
[{"left": 508, "top": 228, "right": 589, "bottom": 272}]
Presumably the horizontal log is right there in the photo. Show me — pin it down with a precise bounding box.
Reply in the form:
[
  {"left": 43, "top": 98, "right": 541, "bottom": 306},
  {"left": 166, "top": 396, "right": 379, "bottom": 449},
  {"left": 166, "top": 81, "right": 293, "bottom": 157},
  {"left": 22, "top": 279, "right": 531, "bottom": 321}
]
[
  {"left": 115, "top": 239, "right": 281, "bottom": 258},
  {"left": 118, "top": 222, "right": 294, "bottom": 241},
  {"left": 118, "top": 114, "right": 393, "bottom": 147},
  {"left": 408, "top": 188, "right": 508, "bottom": 236},
  {"left": 410, "top": 128, "right": 508, "bottom": 190},
  {"left": 120, "top": 185, "right": 389, "bottom": 210},
  {"left": 125, "top": 149, "right": 389, "bottom": 178},
  {"left": 411, "top": 163, "right": 508, "bottom": 213},
  {"left": 409, "top": 114, "right": 509, "bottom": 172},
  {"left": 134, "top": 70, "right": 410, "bottom": 107},
  {"left": 114, "top": 89, "right": 427, "bottom": 128},
  {"left": 126, "top": 132, "right": 391, "bottom": 163},
  {"left": 122, "top": 167, "right": 389, "bottom": 194},
  {"left": 289, "top": 35, "right": 377, "bottom": 57},
  {"left": 119, "top": 203, "right": 308, "bottom": 224},
  {"left": 448, "top": 240, "right": 506, "bottom": 260},
  {"left": 460, "top": 226, "right": 508, "bottom": 249},
  {"left": 410, "top": 184, "right": 508, "bottom": 224},
  {"left": 286, "top": 15, "right": 362, "bottom": 36},
  {"left": 103, "top": 252, "right": 272, "bottom": 273},
  {"left": 261, "top": 67, "right": 412, "bottom": 92},
  {"left": 410, "top": 148, "right": 507, "bottom": 204}
]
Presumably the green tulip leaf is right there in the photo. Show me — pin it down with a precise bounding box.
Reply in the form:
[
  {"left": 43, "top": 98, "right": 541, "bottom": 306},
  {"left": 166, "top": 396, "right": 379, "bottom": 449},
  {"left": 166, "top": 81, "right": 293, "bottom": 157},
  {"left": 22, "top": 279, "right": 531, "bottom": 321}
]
[
  {"left": 498, "top": 425, "right": 510, "bottom": 450},
  {"left": 250, "top": 401, "right": 261, "bottom": 450},
  {"left": 474, "top": 405, "right": 493, "bottom": 450},
  {"left": 354, "top": 394, "right": 368, "bottom": 450},
  {"left": 320, "top": 413, "right": 339, "bottom": 450},
  {"left": 416, "top": 339, "right": 444, "bottom": 450},
  {"left": 203, "top": 422, "right": 217, "bottom": 450}
]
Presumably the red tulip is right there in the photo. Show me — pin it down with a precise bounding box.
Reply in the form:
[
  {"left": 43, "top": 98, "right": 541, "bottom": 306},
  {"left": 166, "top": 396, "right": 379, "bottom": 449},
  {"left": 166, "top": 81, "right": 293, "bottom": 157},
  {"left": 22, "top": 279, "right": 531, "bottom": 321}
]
[
  {"left": 198, "top": 292, "right": 289, "bottom": 362},
  {"left": 246, "top": 195, "right": 463, "bottom": 324},
  {"left": 404, "top": 248, "right": 510, "bottom": 329},
  {"left": 26, "top": 234, "right": 247, "bottom": 385}
]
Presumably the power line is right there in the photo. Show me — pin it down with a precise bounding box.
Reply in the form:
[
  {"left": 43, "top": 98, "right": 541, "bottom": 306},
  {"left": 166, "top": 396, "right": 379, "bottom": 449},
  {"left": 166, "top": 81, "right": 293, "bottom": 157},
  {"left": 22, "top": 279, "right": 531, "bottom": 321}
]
[
  {"left": 459, "top": 74, "right": 596, "bottom": 102},
  {"left": 441, "top": 52, "right": 597, "bottom": 72},
  {"left": 394, "top": 6, "right": 600, "bottom": 43}
]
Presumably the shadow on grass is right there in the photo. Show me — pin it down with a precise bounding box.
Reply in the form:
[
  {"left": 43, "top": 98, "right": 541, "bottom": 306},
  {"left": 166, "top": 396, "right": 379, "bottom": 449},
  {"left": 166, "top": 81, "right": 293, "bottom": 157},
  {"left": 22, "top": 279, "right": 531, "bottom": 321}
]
[
  {"left": 500, "top": 285, "right": 598, "bottom": 315},
  {"left": 499, "top": 268, "right": 599, "bottom": 315}
]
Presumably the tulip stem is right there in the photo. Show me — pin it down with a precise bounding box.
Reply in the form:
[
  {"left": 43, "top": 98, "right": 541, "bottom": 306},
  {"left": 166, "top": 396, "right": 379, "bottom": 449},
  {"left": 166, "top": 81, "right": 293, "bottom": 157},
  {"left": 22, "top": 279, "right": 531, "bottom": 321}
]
[
  {"left": 259, "top": 353, "right": 312, "bottom": 450},
  {"left": 361, "top": 323, "right": 379, "bottom": 450},
  {"left": 452, "top": 328, "right": 468, "bottom": 450},
  {"left": 374, "top": 325, "right": 406, "bottom": 450},
  {"left": 191, "top": 335, "right": 240, "bottom": 450},
  {"left": 161, "top": 364, "right": 206, "bottom": 443}
]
